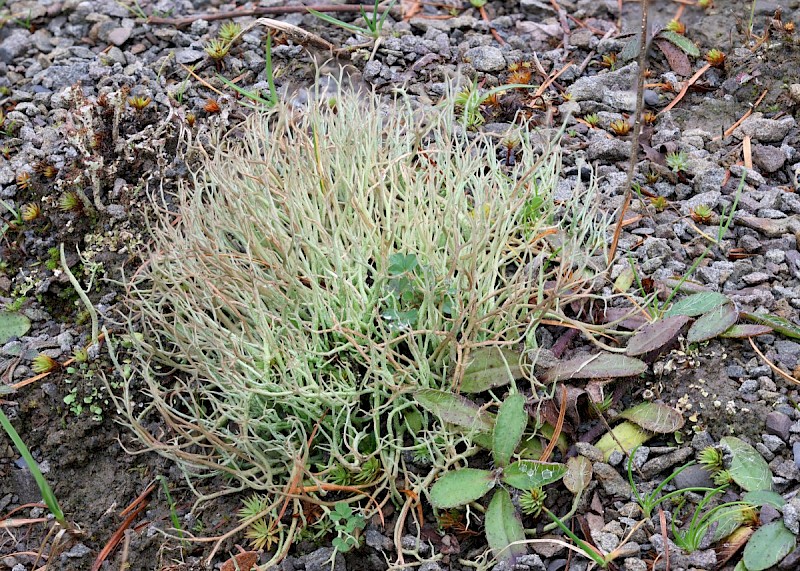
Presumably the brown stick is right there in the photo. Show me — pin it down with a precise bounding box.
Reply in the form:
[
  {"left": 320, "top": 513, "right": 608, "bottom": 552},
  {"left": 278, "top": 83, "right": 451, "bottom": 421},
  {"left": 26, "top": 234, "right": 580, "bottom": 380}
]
[
  {"left": 658, "top": 62, "right": 711, "bottom": 115},
  {"left": 147, "top": 5, "right": 392, "bottom": 27},
  {"left": 608, "top": 0, "right": 648, "bottom": 265}
]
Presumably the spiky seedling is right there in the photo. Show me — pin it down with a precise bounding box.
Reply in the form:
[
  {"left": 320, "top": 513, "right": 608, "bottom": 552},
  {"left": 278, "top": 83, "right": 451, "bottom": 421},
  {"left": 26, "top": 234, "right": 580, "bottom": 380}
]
[
  {"left": 34, "top": 161, "right": 58, "bottom": 178},
  {"left": 583, "top": 113, "right": 600, "bottom": 127},
  {"left": 713, "top": 469, "right": 733, "bottom": 486},
  {"left": 642, "top": 111, "right": 657, "bottom": 125},
  {"left": 204, "top": 38, "right": 230, "bottom": 68},
  {"left": 705, "top": 49, "right": 725, "bottom": 67},
  {"left": 32, "top": 354, "right": 59, "bottom": 374},
  {"left": 666, "top": 19, "right": 686, "bottom": 34},
  {"left": 353, "top": 457, "right": 380, "bottom": 484},
  {"left": 58, "top": 191, "right": 83, "bottom": 213},
  {"left": 600, "top": 52, "right": 617, "bottom": 69},
  {"left": 1, "top": 145, "right": 11, "bottom": 159},
  {"left": 218, "top": 21, "right": 242, "bottom": 43},
  {"left": 645, "top": 169, "right": 661, "bottom": 184},
  {"left": 128, "top": 96, "right": 152, "bottom": 111},
  {"left": 690, "top": 204, "right": 713, "bottom": 224},
  {"left": 666, "top": 150, "right": 689, "bottom": 172},
  {"left": 519, "top": 487, "right": 547, "bottom": 517},
  {"left": 203, "top": 98, "right": 221, "bottom": 113},
  {"left": 698, "top": 446, "right": 724, "bottom": 473},
  {"left": 185, "top": 113, "right": 196, "bottom": 127},
  {"left": 650, "top": 196, "right": 668, "bottom": 212},
  {"left": 609, "top": 119, "right": 631, "bottom": 136},
  {"left": 73, "top": 347, "right": 89, "bottom": 363},
  {"left": 20, "top": 203, "right": 41, "bottom": 222}
]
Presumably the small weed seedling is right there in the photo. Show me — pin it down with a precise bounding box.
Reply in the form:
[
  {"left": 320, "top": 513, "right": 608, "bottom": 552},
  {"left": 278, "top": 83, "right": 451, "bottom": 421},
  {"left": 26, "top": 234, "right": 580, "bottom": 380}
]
[
  {"left": 308, "top": 0, "right": 396, "bottom": 40},
  {"left": 671, "top": 487, "right": 752, "bottom": 553},
  {"left": 328, "top": 502, "right": 366, "bottom": 554}
]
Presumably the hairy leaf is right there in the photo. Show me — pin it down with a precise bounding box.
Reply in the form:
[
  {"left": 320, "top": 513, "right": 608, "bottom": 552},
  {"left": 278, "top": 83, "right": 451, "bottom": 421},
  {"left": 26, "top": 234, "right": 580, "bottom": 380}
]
[
  {"left": 686, "top": 303, "right": 738, "bottom": 344},
  {"left": 415, "top": 389, "right": 494, "bottom": 433},
  {"left": 743, "top": 521, "right": 795, "bottom": 571},
  {"left": 429, "top": 469, "right": 495, "bottom": 508},
  {"left": 502, "top": 460, "right": 567, "bottom": 491},
  {"left": 721, "top": 436, "right": 773, "bottom": 492},
  {"left": 485, "top": 488, "right": 527, "bottom": 564},
  {"left": 664, "top": 292, "right": 729, "bottom": 317},
  {"left": 741, "top": 312, "right": 800, "bottom": 340},
  {"left": 595, "top": 421, "right": 652, "bottom": 461},
  {"left": 493, "top": 393, "right": 527, "bottom": 468},
  {"left": 0, "top": 311, "right": 31, "bottom": 344},
  {"left": 544, "top": 353, "right": 646, "bottom": 382},
  {"left": 563, "top": 456, "right": 592, "bottom": 495},
  {"left": 658, "top": 30, "right": 700, "bottom": 57},
  {"left": 460, "top": 347, "right": 525, "bottom": 393},
  {"left": 743, "top": 490, "right": 785, "bottom": 510},
  {"left": 654, "top": 37, "right": 691, "bottom": 76},
  {"left": 626, "top": 315, "right": 690, "bottom": 356},
  {"left": 720, "top": 324, "right": 773, "bottom": 338},
  {"left": 617, "top": 402, "right": 684, "bottom": 433}
]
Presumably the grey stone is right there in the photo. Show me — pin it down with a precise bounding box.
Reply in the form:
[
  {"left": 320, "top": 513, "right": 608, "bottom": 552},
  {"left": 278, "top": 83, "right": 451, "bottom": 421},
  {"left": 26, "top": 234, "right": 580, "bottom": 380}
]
[
  {"left": 401, "top": 535, "right": 431, "bottom": 555},
  {"left": 0, "top": 29, "right": 31, "bottom": 64},
  {"left": 418, "top": 563, "right": 444, "bottom": 571},
  {"left": 742, "top": 271, "right": 770, "bottom": 285},
  {"left": 734, "top": 114, "right": 795, "bottom": 143},
  {"left": 762, "top": 434, "right": 785, "bottom": 453},
  {"left": 687, "top": 549, "right": 717, "bottom": 568},
  {"left": 603, "top": 90, "right": 636, "bottom": 112},
  {"left": 32, "top": 63, "right": 90, "bottom": 89},
  {"left": 783, "top": 501, "right": 799, "bottom": 534},
  {"left": 766, "top": 411, "right": 793, "bottom": 441},
  {"left": 587, "top": 138, "right": 632, "bottom": 161},
  {"left": 63, "top": 543, "right": 91, "bottom": 558},
  {"left": 640, "top": 447, "right": 693, "bottom": 479},
  {"left": 691, "top": 431, "right": 715, "bottom": 452},
  {"left": 756, "top": 442, "right": 775, "bottom": 461},
  {"left": 107, "top": 27, "right": 132, "bottom": 46},
  {"left": 593, "top": 462, "right": 632, "bottom": 498},
  {"left": 624, "top": 558, "right": 648, "bottom": 571},
  {"left": 673, "top": 464, "right": 714, "bottom": 489},
  {"left": 568, "top": 62, "right": 639, "bottom": 101},
  {"left": 694, "top": 166, "right": 726, "bottom": 194},
  {"left": 175, "top": 49, "right": 206, "bottom": 64},
  {"left": 590, "top": 530, "right": 619, "bottom": 553},
  {"left": 574, "top": 442, "right": 604, "bottom": 463},
  {"left": 301, "top": 548, "right": 344, "bottom": 571},
  {"left": 683, "top": 190, "right": 721, "bottom": 215},
  {"left": 365, "top": 528, "right": 393, "bottom": 551},
  {"left": 753, "top": 144, "right": 787, "bottom": 173},
  {"left": 463, "top": 45, "right": 505, "bottom": 72}
]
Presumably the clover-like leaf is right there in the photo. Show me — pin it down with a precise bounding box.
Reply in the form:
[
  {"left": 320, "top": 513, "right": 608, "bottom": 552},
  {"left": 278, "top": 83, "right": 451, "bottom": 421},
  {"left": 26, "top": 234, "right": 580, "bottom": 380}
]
[{"left": 429, "top": 468, "right": 495, "bottom": 509}]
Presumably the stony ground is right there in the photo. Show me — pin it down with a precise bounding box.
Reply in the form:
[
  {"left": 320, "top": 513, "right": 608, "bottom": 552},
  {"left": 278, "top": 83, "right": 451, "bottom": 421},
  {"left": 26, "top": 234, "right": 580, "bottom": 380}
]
[{"left": 1, "top": 0, "right": 800, "bottom": 569}]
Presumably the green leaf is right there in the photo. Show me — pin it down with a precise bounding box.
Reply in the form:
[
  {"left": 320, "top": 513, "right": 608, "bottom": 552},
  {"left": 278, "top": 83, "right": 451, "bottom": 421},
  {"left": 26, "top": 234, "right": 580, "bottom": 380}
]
[
  {"left": 415, "top": 389, "right": 494, "bottom": 433},
  {"left": 595, "top": 421, "right": 652, "bottom": 461},
  {"left": 614, "top": 267, "right": 635, "bottom": 293},
  {"left": 741, "top": 312, "right": 800, "bottom": 340},
  {"left": 657, "top": 30, "right": 700, "bottom": 57},
  {"left": 686, "top": 302, "right": 738, "bottom": 344},
  {"left": 563, "top": 456, "right": 592, "bottom": 495},
  {"left": 460, "top": 347, "right": 525, "bottom": 393},
  {"left": 492, "top": 393, "right": 527, "bottom": 468},
  {"left": 720, "top": 324, "right": 773, "bottom": 338},
  {"left": 626, "top": 315, "right": 690, "bottom": 356},
  {"left": 0, "top": 311, "right": 31, "bottom": 344},
  {"left": 742, "top": 489, "right": 786, "bottom": 510},
  {"left": 721, "top": 436, "right": 773, "bottom": 492},
  {"left": 617, "top": 402, "right": 684, "bottom": 433},
  {"left": 429, "top": 468, "right": 495, "bottom": 509},
  {"left": 387, "top": 252, "right": 418, "bottom": 275},
  {"left": 485, "top": 488, "right": 527, "bottom": 564},
  {"left": 501, "top": 460, "right": 567, "bottom": 491},
  {"left": 544, "top": 353, "right": 647, "bottom": 383},
  {"left": 743, "top": 521, "right": 796, "bottom": 571},
  {"left": 710, "top": 504, "right": 750, "bottom": 543},
  {"left": 664, "top": 292, "right": 730, "bottom": 317}
]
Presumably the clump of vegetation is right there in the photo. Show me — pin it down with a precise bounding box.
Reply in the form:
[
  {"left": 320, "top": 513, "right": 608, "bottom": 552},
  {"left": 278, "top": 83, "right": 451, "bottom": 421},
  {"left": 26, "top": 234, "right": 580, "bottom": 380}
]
[{"left": 116, "top": 87, "right": 610, "bottom": 563}]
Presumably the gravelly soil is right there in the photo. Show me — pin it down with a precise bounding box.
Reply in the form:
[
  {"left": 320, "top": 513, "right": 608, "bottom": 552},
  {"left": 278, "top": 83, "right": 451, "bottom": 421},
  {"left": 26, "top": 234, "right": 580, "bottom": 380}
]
[{"left": 1, "top": 0, "right": 800, "bottom": 569}]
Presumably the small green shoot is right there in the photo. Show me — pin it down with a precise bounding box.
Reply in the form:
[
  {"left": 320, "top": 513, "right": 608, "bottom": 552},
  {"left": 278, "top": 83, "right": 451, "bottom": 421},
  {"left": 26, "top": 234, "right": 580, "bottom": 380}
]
[
  {"left": 671, "top": 487, "right": 753, "bottom": 553},
  {"left": 217, "top": 34, "right": 278, "bottom": 108},
  {"left": 0, "top": 408, "right": 66, "bottom": 526},
  {"left": 665, "top": 150, "right": 689, "bottom": 172},
  {"left": 307, "top": 0, "right": 396, "bottom": 40},
  {"left": 329, "top": 502, "right": 366, "bottom": 553},
  {"left": 156, "top": 475, "right": 184, "bottom": 539}
]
